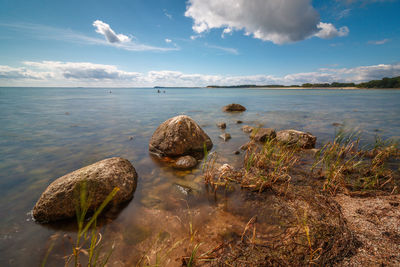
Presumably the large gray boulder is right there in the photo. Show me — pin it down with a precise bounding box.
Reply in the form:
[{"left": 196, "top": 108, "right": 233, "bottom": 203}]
[
  {"left": 222, "top": 103, "right": 246, "bottom": 112},
  {"left": 149, "top": 115, "right": 213, "bottom": 157},
  {"left": 276, "top": 130, "right": 316, "bottom": 149},
  {"left": 33, "top": 157, "right": 137, "bottom": 222}
]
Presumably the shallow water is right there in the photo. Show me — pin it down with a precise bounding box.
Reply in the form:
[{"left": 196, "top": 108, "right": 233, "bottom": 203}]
[{"left": 0, "top": 87, "right": 399, "bottom": 266}]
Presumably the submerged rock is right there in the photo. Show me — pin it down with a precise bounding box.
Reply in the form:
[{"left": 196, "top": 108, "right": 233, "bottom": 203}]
[
  {"left": 174, "top": 155, "right": 198, "bottom": 170},
  {"left": 276, "top": 130, "right": 316, "bottom": 149},
  {"left": 219, "top": 133, "right": 232, "bottom": 141},
  {"left": 217, "top": 122, "right": 227, "bottom": 129},
  {"left": 33, "top": 157, "right": 137, "bottom": 223},
  {"left": 222, "top": 103, "right": 246, "bottom": 112},
  {"left": 149, "top": 115, "right": 213, "bottom": 157},
  {"left": 251, "top": 128, "right": 276, "bottom": 142}
]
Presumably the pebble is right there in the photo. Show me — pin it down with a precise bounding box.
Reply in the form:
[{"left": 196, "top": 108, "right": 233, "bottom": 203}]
[{"left": 219, "top": 133, "right": 231, "bottom": 141}]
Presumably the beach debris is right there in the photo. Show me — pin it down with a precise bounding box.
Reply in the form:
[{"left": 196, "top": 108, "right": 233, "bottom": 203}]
[
  {"left": 251, "top": 128, "right": 276, "bottom": 142},
  {"left": 149, "top": 115, "right": 213, "bottom": 157},
  {"left": 217, "top": 122, "right": 227, "bottom": 129},
  {"left": 219, "top": 133, "right": 232, "bottom": 141},
  {"left": 173, "top": 155, "right": 198, "bottom": 170},
  {"left": 222, "top": 103, "right": 246, "bottom": 112},
  {"left": 276, "top": 129, "right": 316, "bottom": 149},
  {"left": 33, "top": 157, "right": 137, "bottom": 222}
]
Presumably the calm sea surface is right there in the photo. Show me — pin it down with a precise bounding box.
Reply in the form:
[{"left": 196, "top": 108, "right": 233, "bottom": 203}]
[{"left": 0, "top": 87, "right": 399, "bottom": 266}]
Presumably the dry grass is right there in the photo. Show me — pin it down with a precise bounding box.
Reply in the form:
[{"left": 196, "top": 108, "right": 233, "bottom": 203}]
[
  {"left": 201, "top": 138, "right": 300, "bottom": 194},
  {"left": 312, "top": 129, "right": 400, "bottom": 195},
  {"left": 240, "top": 139, "right": 299, "bottom": 193},
  {"left": 213, "top": 192, "right": 359, "bottom": 266}
]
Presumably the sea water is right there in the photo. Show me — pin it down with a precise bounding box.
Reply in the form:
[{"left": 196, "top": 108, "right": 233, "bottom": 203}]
[{"left": 0, "top": 87, "right": 399, "bottom": 265}]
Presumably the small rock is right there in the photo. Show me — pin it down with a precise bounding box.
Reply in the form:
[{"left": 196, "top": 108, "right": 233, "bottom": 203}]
[
  {"left": 173, "top": 155, "right": 198, "bottom": 170},
  {"left": 240, "top": 144, "right": 248, "bottom": 150},
  {"left": 242, "top": 125, "right": 254, "bottom": 133},
  {"left": 240, "top": 142, "right": 251, "bottom": 151},
  {"left": 240, "top": 142, "right": 258, "bottom": 151},
  {"left": 219, "top": 133, "right": 231, "bottom": 141},
  {"left": 234, "top": 150, "right": 240, "bottom": 155},
  {"left": 217, "top": 122, "right": 227, "bottom": 129},
  {"left": 222, "top": 103, "right": 246, "bottom": 112},
  {"left": 276, "top": 130, "right": 316, "bottom": 149},
  {"left": 129, "top": 136, "right": 134, "bottom": 140},
  {"left": 251, "top": 128, "right": 276, "bottom": 142},
  {"left": 236, "top": 120, "right": 243, "bottom": 124}
]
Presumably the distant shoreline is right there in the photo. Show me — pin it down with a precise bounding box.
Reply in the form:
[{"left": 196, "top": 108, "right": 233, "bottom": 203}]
[{"left": 205, "top": 86, "right": 400, "bottom": 90}]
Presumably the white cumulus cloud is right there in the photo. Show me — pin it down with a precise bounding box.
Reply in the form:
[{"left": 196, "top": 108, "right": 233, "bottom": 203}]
[
  {"left": 314, "top": 22, "right": 349, "bottom": 39},
  {"left": 165, "top": 38, "right": 172, "bottom": 43},
  {"left": 93, "top": 20, "right": 131, "bottom": 43},
  {"left": 185, "top": 0, "right": 349, "bottom": 44}
]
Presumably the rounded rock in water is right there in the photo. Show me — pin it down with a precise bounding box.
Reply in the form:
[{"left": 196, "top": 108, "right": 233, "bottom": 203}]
[
  {"left": 149, "top": 115, "right": 213, "bottom": 157},
  {"left": 33, "top": 157, "right": 138, "bottom": 223},
  {"left": 174, "top": 155, "right": 198, "bottom": 170},
  {"left": 276, "top": 129, "right": 316, "bottom": 149},
  {"left": 222, "top": 103, "right": 246, "bottom": 112}
]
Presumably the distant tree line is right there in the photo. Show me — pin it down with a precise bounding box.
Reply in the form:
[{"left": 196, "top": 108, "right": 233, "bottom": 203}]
[
  {"left": 356, "top": 76, "right": 400, "bottom": 88},
  {"left": 301, "top": 82, "right": 356, "bottom": 88},
  {"left": 207, "top": 76, "right": 400, "bottom": 89}
]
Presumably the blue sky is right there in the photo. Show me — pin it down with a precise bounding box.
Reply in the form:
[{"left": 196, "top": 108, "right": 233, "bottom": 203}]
[{"left": 0, "top": 0, "right": 399, "bottom": 87}]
